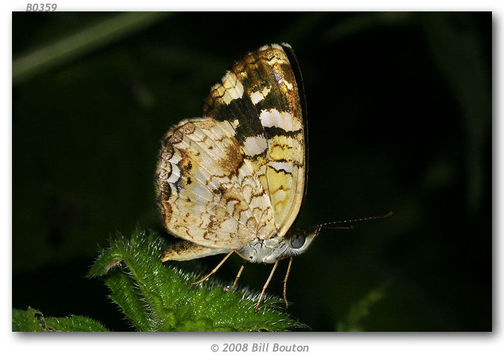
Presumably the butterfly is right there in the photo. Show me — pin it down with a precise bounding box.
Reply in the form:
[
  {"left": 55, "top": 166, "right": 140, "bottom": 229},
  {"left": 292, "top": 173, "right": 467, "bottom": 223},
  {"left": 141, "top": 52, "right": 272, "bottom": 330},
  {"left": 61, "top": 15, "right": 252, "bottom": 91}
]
[{"left": 155, "top": 43, "right": 390, "bottom": 311}]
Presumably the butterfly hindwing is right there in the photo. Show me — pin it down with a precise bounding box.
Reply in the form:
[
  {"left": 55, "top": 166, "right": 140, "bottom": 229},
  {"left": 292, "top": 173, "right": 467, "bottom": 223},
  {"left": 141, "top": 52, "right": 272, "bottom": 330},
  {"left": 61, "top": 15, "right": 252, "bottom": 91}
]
[{"left": 156, "top": 118, "right": 276, "bottom": 252}]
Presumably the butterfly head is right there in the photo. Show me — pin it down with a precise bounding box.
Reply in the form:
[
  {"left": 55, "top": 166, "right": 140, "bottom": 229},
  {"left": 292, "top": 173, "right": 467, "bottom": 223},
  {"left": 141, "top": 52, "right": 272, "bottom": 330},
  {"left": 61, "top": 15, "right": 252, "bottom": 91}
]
[{"left": 283, "top": 226, "right": 321, "bottom": 256}]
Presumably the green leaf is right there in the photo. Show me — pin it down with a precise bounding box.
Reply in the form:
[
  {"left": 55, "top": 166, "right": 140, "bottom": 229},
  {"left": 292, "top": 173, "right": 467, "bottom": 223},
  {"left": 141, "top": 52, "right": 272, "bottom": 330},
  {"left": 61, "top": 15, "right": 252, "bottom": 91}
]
[
  {"left": 88, "top": 229, "right": 307, "bottom": 332},
  {"left": 12, "top": 307, "right": 108, "bottom": 332},
  {"left": 12, "top": 307, "right": 46, "bottom": 332},
  {"left": 104, "top": 271, "right": 151, "bottom": 331},
  {"left": 337, "top": 285, "right": 387, "bottom": 332},
  {"left": 44, "top": 315, "right": 109, "bottom": 332}
]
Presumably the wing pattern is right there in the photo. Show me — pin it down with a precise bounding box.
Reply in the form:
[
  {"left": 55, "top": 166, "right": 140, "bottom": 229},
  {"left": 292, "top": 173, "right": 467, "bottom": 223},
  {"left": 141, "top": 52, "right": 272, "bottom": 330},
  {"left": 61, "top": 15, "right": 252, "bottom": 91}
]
[
  {"left": 203, "top": 43, "right": 306, "bottom": 237},
  {"left": 156, "top": 118, "right": 276, "bottom": 250}
]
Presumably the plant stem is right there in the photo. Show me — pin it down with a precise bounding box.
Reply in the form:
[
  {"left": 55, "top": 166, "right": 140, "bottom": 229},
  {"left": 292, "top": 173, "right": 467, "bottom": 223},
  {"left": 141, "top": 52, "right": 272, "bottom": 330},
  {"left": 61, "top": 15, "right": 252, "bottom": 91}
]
[{"left": 13, "top": 12, "right": 169, "bottom": 85}]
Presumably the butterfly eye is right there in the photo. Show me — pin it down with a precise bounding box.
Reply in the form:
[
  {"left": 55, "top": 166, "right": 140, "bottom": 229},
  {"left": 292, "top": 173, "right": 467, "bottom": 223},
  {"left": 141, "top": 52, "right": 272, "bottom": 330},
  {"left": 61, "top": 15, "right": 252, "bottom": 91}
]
[{"left": 290, "top": 234, "right": 305, "bottom": 249}]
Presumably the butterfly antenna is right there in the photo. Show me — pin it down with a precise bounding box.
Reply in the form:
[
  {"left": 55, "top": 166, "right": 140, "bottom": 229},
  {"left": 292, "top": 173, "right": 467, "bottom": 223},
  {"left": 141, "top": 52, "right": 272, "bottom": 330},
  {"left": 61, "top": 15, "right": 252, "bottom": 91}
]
[{"left": 314, "top": 211, "right": 393, "bottom": 231}]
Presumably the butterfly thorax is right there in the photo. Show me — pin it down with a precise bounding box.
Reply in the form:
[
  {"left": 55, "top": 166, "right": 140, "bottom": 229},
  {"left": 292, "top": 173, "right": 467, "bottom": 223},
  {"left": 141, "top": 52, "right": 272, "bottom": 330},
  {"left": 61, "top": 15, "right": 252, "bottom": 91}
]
[
  {"left": 237, "top": 227, "right": 320, "bottom": 264},
  {"left": 237, "top": 237, "right": 289, "bottom": 264}
]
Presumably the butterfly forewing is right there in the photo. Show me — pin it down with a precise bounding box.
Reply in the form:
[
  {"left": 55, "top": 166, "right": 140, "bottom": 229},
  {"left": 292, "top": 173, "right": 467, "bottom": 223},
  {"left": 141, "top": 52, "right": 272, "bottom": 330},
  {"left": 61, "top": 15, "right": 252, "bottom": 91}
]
[{"left": 202, "top": 43, "right": 306, "bottom": 237}]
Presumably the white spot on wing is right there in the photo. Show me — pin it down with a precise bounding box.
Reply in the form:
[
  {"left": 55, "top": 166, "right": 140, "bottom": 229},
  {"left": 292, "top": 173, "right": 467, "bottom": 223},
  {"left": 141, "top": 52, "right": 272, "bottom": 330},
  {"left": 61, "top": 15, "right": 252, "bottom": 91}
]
[
  {"left": 259, "top": 109, "right": 301, "bottom": 132},
  {"left": 282, "top": 79, "right": 293, "bottom": 90},
  {"left": 220, "top": 71, "right": 244, "bottom": 104},
  {"left": 250, "top": 92, "right": 263, "bottom": 105},
  {"left": 250, "top": 86, "right": 271, "bottom": 105},
  {"left": 269, "top": 161, "right": 293, "bottom": 173},
  {"left": 231, "top": 119, "right": 239, "bottom": 129},
  {"left": 243, "top": 136, "right": 268, "bottom": 156},
  {"left": 167, "top": 164, "right": 180, "bottom": 183},
  {"left": 169, "top": 152, "right": 182, "bottom": 165}
]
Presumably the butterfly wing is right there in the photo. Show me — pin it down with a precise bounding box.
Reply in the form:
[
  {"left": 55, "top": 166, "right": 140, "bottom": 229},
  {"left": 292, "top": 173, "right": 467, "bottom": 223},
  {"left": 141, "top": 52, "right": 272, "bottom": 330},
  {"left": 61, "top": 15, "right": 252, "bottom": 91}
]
[
  {"left": 203, "top": 43, "right": 307, "bottom": 237},
  {"left": 156, "top": 118, "right": 276, "bottom": 250}
]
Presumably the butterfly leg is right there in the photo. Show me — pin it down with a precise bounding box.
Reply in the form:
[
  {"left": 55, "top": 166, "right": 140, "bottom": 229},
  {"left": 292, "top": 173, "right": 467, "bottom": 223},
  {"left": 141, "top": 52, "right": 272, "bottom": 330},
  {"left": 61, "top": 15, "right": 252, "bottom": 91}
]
[
  {"left": 255, "top": 259, "right": 279, "bottom": 312},
  {"left": 190, "top": 249, "right": 236, "bottom": 285},
  {"left": 229, "top": 264, "right": 245, "bottom": 291},
  {"left": 282, "top": 257, "right": 293, "bottom": 308}
]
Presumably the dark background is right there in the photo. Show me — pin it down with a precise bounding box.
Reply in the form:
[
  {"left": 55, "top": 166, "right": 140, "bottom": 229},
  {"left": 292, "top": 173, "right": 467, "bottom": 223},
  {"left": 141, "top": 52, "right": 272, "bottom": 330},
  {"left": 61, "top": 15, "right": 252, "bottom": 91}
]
[{"left": 12, "top": 12, "right": 491, "bottom": 331}]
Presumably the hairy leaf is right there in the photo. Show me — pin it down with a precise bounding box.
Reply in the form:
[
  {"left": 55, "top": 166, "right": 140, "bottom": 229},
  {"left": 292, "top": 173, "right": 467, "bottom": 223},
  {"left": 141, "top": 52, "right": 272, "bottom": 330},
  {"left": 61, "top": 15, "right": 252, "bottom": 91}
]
[
  {"left": 13, "top": 307, "right": 108, "bottom": 332},
  {"left": 88, "top": 229, "right": 307, "bottom": 332}
]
